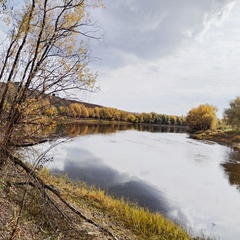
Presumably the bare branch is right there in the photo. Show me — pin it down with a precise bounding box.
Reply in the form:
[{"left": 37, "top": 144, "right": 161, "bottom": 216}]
[{"left": 5, "top": 149, "right": 119, "bottom": 240}]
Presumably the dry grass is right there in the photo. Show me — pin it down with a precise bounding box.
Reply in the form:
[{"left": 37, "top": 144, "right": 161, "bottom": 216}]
[
  {"left": 40, "top": 169, "right": 191, "bottom": 240},
  {"left": 190, "top": 129, "right": 240, "bottom": 148},
  {"left": 0, "top": 158, "right": 191, "bottom": 240},
  {"left": 0, "top": 162, "right": 122, "bottom": 240},
  {"left": 0, "top": 160, "right": 136, "bottom": 240}
]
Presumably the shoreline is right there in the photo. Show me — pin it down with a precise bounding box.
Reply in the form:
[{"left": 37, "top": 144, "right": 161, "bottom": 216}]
[
  {"left": 189, "top": 130, "right": 240, "bottom": 150},
  {"left": 0, "top": 163, "right": 192, "bottom": 240}
]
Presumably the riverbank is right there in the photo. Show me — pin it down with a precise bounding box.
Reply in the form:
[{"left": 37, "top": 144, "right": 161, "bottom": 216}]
[
  {"left": 60, "top": 118, "right": 133, "bottom": 125},
  {"left": 189, "top": 129, "right": 240, "bottom": 149},
  {"left": 0, "top": 162, "right": 192, "bottom": 240}
]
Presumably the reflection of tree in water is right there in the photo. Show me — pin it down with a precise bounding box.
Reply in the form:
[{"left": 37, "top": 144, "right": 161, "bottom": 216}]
[
  {"left": 38, "top": 123, "right": 187, "bottom": 140},
  {"left": 134, "top": 124, "right": 186, "bottom": 133},
  {"left": 221, "top": 149, "right": 240, "bottom": 191},
  {"left": 61, "top": 123, "right": 135, "bottom": 137},
  {"left": 58, "top": 123, "right": 187, "bottom": 137}
]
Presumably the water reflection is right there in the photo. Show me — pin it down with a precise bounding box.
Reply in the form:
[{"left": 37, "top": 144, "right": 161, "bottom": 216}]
[
  {"left": 221, "top": 148, "right": 240, "bottom": 191},
  {"left": 51, "top": 148, "right": 171, "bottom": 214},
  {"left": 33, "top": 123, "right": 240, "bottom": 239},
  {"left": 39, "top": 123, "right": 187, "bottom": 139},
  {"left": 59, "top": 123, "right": 135, "bottom": 137},
  {"left": 133, "top": 124, "right": 186, "bottom": 133},
  {"left": 32, "top": 123, "right": 134, "bottom": 140}
]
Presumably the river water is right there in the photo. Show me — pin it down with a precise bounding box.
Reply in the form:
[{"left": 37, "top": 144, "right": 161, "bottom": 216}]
[{"left": 30, "top": 124, "right": 240, "bottom": 239}]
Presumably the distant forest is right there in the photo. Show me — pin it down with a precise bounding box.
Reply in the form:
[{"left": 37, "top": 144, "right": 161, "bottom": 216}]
[
  {"left": 0, "top": 82, "right": 186, "bottom": 126},
  {"left": 46, "top": 95, "right": 186, "bottom": 126}
]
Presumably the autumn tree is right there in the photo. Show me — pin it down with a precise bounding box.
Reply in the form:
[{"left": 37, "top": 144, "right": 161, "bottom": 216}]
[
  {"left": 142, "top": 112, "right": 152, "bottom": 123},
  {"left": 69, "top": 103, "right": 81, "bottom": 118},
  {"left": 59, "top": 105, "right": 68, "bottom": 116},
  {"left": 126, "top": 113, "right": 136, "bottom": 123},
  {"left": 224, "top": 96, "right": 240, "bottom": 130},
  {"left": 120, "top": 111, "right": 129, "bottom": 122},
  {"left": 93, "top": 107, "right": 100, "bottom": 119},
  {"left": 80, "top": 104, "right": 89, "bottom": 118},
  {"left": 45, "top": 105, "right": 58, "bottom": 117},
  {"left": 0, "top": 0, "right": 102, "bottom": 147},
  {"left": 99, "top": 107, "right": 111, "bottom": 120},
  {"left": 135, "top": 114, "right": 143, "bottom": 123},
  {"left": 186, "top": 104, "right": 218, "bottom": 132},
  {"left": 0, "top": 1, "right": 117, "bottom": 239},
  {"left": 87, "top": 107, "right": 94, "bottom": 118}
]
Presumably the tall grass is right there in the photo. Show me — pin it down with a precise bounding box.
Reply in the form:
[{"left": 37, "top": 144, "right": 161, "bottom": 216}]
[{"left": 40, "top": 169, "right": 191, "bottom": 240}]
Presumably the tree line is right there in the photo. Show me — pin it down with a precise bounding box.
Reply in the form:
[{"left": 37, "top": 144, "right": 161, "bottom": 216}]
[
  {"left": 42, "top": 98, "right": 186, "bottom": 126},
  {"left": 0, "top": 81, "right": 186, "bottom": 129}
]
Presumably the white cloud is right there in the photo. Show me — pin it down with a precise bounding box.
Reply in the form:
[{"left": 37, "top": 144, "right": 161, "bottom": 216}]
[
  {"left": 87, "top": 0, "right": 240, "bottom": 117},
  {"left": 91, "top": 0, "right": 236, "bottom": 68}
]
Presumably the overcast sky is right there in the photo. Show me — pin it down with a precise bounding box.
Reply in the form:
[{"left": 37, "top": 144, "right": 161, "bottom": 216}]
[{"left": 86, "top": 0, "right": 240, "bottom": 117}]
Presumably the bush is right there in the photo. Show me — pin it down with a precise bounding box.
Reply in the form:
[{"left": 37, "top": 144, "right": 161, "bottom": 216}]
[{"left": 186, "top": 104, "right": 218, "bottom": 132}]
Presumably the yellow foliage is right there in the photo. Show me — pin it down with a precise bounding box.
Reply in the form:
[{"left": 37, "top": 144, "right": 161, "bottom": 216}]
[{"left": 186, "top": 104, "right": 218, "bottom": 132}]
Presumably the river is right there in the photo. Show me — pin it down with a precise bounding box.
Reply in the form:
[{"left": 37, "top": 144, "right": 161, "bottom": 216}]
[{"left": 30, "top": 123, "right": 240, "bottom": 239}]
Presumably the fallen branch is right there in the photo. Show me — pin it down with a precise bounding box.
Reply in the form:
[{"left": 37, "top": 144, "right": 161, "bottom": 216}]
[{"left": 4, "top": 149, "right": 119, "bottom": 240}]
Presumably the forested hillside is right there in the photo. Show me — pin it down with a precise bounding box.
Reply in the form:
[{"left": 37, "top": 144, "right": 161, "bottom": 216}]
[{"left": 0, "top": 82, "right": 186, "bottom": 126}]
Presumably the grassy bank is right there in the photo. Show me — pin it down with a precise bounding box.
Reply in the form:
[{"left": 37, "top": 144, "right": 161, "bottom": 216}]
[
  {"left": 40, "top": 169, "right": 192, "bottom": 240},
  {"left": 0, "top": 160, "right": 192, "bottom": 240},
  {"left": 189, "top": 129, "right": 240, "bottom": 149}
]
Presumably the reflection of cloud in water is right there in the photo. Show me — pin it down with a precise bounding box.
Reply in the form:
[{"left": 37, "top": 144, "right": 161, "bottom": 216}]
[
  {"left": 108, "top": 180, "right": 169, "bottom": 214},
  {"left": 50, "top": 148, "right": 180, "bottom": 216}
]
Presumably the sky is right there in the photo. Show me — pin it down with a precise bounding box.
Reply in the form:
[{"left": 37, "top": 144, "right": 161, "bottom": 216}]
[
  {"left": 86, "top": 0, "right": 240, "bottom": 117},
  {"left": 1, "top": 0, "right": 240, "bottom": 118}
]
